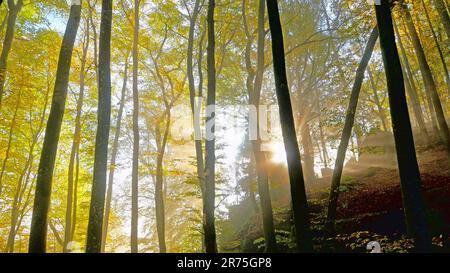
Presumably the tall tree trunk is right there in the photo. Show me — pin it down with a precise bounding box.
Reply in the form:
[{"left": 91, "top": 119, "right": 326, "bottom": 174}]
[
  {"left": 64, "top": 20, "right": 90, "bottom": 253},
  {"left": 266, "top": 0, "right": 312, "bottom": 252},
  {"left": 187, "top": 0, "right": 207, "bottom": 250},
  {"left": 402, "top": 4, "right": 450, "bottom": 162},
  {"left": 28, "top": 1, "right": 82, "bottom": 253},
  {"left": 101, "top": 59, "right": 128, "bottom": 253},
  {"left": 318, "top": 120, "right": 329, "bottom": 168},
  {"left": 375, "top": 0, "right": 432, "bottom": 252},
  {"left": 433, "top": 0, "right": 450, "bottom": 44},
  {"left": 155, "top": 114, "right": 170, "bottom": 253},
  {"left": 130, "top": 0, "right": 140, "bottom": 254},
  {"left": 243, "top": 0, "right": 277, "bottom": 253},
  {"left": 421, "top": 0, "right": 450, "bottom": 97},
  {"left": 367, "top": 68, "right": 389, "bottom": 132},
  {"left": 86, "top": 0, "right": 112, "bottom": 253},
  {"left": 326, "top": 27, "right": 379, "bottom": 234},
  {"left": 0, "top": 0, "right": 23, "bottom": 109},
  {"left": 204, "top": 0, "right": 218, "bottom": 253},
  {"left": 300, "top": 122, "right": 315, "bottom": 184},
  {"left": 395, "top": 19, "right": 437, "bottom": 138}
]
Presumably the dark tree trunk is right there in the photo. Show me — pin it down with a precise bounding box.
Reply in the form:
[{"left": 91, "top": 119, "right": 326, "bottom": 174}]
[
  {"left": 101, "top": 58, "right": 128, "bottom": 252},
  {"left": 375, "top": 0, "right": 432, "bottom": 252},
  {"left": 28, "top": 2, "right": 82, "bottom": 253},
  {"left": 204, "top": 0, "right": 218, "bottom": 253},
  {"left": 0, "top": 0, "right": 23, "bottom": 109},
  {"left": 86, "top": 0, "right": 113, "bottom": 253},
  {"left": 131, "top": 0, "right": 140, "bottom": 254},
  {"left": 266, "top": 0, "right": 312, "bottom": 252},
  {"left": 326, "top": 27, "right": 379, "bottom": 234},
  {"left": 402, "top": 3, "right": 450, "bottom": 162}
]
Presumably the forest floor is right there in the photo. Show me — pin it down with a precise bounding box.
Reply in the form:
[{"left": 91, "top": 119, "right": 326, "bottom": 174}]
[{"left": 309, "top": 146, "right": 450, "bottom": 252}]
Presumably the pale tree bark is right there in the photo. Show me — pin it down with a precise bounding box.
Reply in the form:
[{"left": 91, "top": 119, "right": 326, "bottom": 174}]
[
  {"left": 86, "top": 0, "right": 112, "bottom": 253},
  {"left": 367, "top": 68, "right": 389, "bottom": 132},
  {"left": 266, "top": 0, "right": 312, "bottom": 252},
  {"left": 375, "top": 0, "right": 431, "bottom": 252},
  {"left": 186, "top": 0, "right": 207, "bottom": 252},
  {"left": 101, "top": 58, "right": 128, "bottom": 253},
  {"left": 28, "top": 1, "right": 82, "bottom": 253},
  {"left": 64, "top": 17, "right": 90, "bottom": 253}
]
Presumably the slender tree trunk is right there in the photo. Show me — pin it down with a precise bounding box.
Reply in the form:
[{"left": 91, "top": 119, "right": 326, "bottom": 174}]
[
  {"left": 187, "top": 0, "right": 207, "bottom": 249},
  {"left": 266, "top": 0, "right": 312, "bottom": 252},
  {"left": 318, "top": 120, "right": 329, "bottom": 168},
  {"left": 326, "top": 27, "right": 379, "bottom": 234},
  {"left": 300, "top": 122, "right": 315, "bottom": 184},
  {"left": 395, "top": 19, "right": 438, "bottom": 137},
  {"left": 101, "top": 59, "right": 128, "bottom": 253},
  {"left": 421, "top": 0, "right": 450, "bottom": 97},
  {"left": 28, "top": 1, "right": 82, "bottom": 253},
  {"left": 130, "top": 0, "right": 140, "bottom": 254},
  {"left": 242, "top": 0, "right": 277, "bottom": 253},
  {"left": 0, "top": 87, "right": 20, "bottom": 196},
  {"left": 433, "top": 0, "right": 450, "bottom": 44},
  {"left": 64, "top": 21, "right": 90, "bottom": 253},
  {"left": 155, "top": 114, "right": 170, "bottom": 253},
  {"left": 86, "top": 0, "right": 112, "bottom": 253},
  {"left": 375, "top": 0, "right": 432, "bottom": 252},
  {"left": 402, "top": 4, "right": 450, "bottom": 162},
  {"left": 367, "top": 68, "right": 389, "bottom": 132},
  {"left": 204, "top": 0, "right": 218, "bottom": 253},
  {"left": 393, "top": 20, "right": 429, "bottom": 138},
  {"left": 0, "top": 0, "right": 23, "bottom": 109}
]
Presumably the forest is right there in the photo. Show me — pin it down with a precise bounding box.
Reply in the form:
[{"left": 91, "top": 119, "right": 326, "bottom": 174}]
[{"left": 0, "top": 0, "right": 449, "bottom": 254}]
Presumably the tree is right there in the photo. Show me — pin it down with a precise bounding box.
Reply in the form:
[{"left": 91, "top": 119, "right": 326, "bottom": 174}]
[
  {"left": 204, "top": 0, "right": 218, "bottom": 253},
  {"left": 375, "top": 0, "right": 432, "bottom": 252},
  {"left": 0, "top": 0, "right": 23, "bottom": 109},
  {"left": 242, "top": 0, "right": 277, "bottom": 252},
  {"left": 433, "top": 0, "right": 450, "bottom": 44},
  {"left": 326, "top": 27, "right": 379, "bottom": 234},
  {"left": 130, "top": 0, "right": 140, "bottom": 254},
  {"left": 401, "top": 3, "right": 450, "bottom": 162},
  {"left": 86, "top": 0, "right": 113, "bottom": 253},
  {"left": 187, "top": 0, "right": 206, "bottom": 237},
  {"left": 266, "top": 0, "right": 312, "bottom": 252},
  {"left": 27, "top": 1, "right": 82, "bottom": 253},
  {"left": 101, "top": 57, "right": 129, "bottom": 253},
  {"left": 64, "top": 16, "right": 90, "bottom": 253}
]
